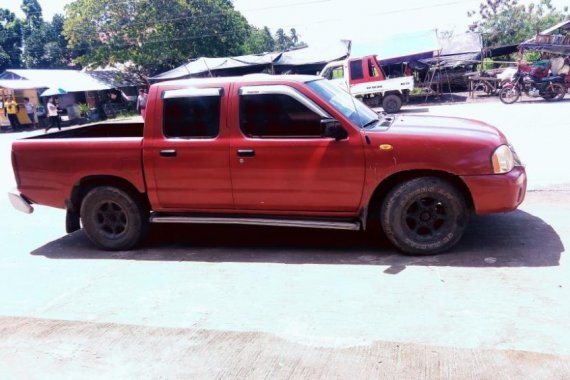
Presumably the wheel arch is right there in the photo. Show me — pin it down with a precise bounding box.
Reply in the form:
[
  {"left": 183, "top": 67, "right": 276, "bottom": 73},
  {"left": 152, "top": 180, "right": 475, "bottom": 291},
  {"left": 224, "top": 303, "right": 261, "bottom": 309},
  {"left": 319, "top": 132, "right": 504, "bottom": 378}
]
[
  {"left": 364, "top": 169, "right": 474, "bottom": 230},
  {"left": 67, "top": 175, "right": 150, "bottom": 215},
  {"left": 383, "top": 90, "right": 403, "bottom": 97}
]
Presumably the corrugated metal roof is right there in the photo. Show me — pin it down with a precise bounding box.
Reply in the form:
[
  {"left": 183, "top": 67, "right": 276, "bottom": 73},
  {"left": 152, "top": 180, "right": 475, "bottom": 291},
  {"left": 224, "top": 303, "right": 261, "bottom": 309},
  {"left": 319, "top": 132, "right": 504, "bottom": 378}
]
[
  {"left": 4, "top": 69, "right": 111, "bottom": 92},
  {"left": 150, "top": 42, "right": 349, "bottom": 80},
  {"left": 0, "top": 79, "right": 47, "bottom": 90}
]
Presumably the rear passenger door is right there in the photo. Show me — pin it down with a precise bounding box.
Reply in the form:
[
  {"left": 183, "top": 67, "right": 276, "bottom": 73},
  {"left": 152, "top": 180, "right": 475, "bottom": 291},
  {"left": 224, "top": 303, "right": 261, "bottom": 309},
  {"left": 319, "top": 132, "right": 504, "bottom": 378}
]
[{"left": 144, "top": 87, "right": 233, "bottom": 211}]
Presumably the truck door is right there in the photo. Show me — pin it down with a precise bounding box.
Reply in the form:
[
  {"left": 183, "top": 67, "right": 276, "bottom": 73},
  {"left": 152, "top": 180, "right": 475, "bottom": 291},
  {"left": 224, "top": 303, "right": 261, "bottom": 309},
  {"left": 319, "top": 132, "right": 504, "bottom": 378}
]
[
  {"left": 143, "top": 86, "right": 233, "bottom": 211},
  {"left": 349, "top": 57, "right": 385, "bottom": 86},
  {"left": 322, "top": 63, "right": 349, "bottom": 91},
  {"left": 229, "top": 84, "right": 365, "bottom": 213}
]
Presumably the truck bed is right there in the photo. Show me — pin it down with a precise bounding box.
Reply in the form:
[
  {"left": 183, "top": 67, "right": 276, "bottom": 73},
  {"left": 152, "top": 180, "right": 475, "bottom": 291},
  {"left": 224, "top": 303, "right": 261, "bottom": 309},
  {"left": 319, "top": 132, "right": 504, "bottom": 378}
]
[
  {"left": 26, "top": 121, "right": 144, "bottom": 140},
  {"left": 12, "top": 120, "right": 146, "bottom": 210}
]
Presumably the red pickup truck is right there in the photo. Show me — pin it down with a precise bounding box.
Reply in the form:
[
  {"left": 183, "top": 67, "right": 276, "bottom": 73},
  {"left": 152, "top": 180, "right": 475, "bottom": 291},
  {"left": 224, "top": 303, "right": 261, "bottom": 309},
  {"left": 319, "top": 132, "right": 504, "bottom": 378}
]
[{"left": 9, "top": 75, "right": 526, "bottom": 254}]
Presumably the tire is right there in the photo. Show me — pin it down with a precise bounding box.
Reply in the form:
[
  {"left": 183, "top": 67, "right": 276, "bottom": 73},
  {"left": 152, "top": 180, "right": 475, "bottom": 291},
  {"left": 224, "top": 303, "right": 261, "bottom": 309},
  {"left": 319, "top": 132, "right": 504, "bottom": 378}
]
[
  {"left": 499, "top": 85, "right": 520, "bottom": 104},
  {"left": 80, "top": 186, "right": 149, "bottom": 251},
  {"left": 473, "top": 81, "right": 491, "bottom": 96},
  {"left": 541, "top": 83, "right": 565, "bottom": 101},
  {"left": 382, "top": 94, "right": 403, "bottom": 113},
  {"left": 380, "top": 177, "right": 468, "bottom": 255}
]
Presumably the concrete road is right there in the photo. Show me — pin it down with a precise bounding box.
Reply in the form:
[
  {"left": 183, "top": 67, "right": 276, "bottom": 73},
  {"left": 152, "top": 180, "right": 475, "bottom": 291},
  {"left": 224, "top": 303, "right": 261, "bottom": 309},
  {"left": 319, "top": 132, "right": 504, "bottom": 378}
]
[{"left": 0, "top": 100, "right": 569, "bottom": 378}]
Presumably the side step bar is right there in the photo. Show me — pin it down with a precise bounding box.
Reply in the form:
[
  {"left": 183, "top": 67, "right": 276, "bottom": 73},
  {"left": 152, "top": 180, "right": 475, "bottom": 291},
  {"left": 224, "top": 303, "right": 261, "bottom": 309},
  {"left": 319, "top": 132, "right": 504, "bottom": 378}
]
[{"left": 150, "top": 214, "right": 361, "bottom": 231}]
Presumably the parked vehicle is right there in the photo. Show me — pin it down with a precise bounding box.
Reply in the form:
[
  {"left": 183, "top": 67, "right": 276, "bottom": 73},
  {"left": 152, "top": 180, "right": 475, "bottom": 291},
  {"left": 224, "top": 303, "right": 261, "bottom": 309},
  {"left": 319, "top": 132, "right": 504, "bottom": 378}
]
[
  {"left": 9, "top": 75, "right": 526, "bottom": 255},
  {"left": 320, "top": 55, "right": 414, "bottom": 113},
  {"left": 499, "top": 69, "right": 566, "bottom": 104}
]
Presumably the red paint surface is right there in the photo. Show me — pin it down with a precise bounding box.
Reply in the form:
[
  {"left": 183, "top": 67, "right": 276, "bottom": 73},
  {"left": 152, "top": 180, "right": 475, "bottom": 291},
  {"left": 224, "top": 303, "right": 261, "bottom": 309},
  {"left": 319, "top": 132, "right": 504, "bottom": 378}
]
[{"left": 11, "top": 75, "right": 527, "bottom": 220}]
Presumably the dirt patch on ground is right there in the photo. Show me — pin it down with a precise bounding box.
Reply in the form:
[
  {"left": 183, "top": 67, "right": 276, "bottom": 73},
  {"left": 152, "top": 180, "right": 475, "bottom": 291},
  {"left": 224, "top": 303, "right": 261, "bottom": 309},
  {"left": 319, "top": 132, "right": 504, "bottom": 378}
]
[{"left": 1, "top": 316, "right": 569, "bottom": 379}]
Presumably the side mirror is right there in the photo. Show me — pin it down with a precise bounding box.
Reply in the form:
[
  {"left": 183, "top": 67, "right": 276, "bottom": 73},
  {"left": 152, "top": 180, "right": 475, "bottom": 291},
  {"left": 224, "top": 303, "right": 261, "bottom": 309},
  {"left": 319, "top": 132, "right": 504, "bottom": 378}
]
[{"left": 321, "top": 119, "right": 348, "bottom": 141}]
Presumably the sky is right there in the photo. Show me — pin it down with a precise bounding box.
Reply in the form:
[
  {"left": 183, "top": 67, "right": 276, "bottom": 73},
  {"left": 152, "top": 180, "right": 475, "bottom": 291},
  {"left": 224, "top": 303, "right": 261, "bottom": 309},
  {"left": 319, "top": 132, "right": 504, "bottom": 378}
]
[{"left": 0, "top": 0, "right": 568, "bottom": 47}]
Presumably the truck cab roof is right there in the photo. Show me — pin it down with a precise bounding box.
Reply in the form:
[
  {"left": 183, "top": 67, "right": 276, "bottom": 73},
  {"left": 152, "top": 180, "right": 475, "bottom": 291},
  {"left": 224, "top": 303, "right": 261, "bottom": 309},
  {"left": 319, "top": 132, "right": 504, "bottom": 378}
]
[{"left": 157, "top": 74, "right": 322, "bottom": 88}]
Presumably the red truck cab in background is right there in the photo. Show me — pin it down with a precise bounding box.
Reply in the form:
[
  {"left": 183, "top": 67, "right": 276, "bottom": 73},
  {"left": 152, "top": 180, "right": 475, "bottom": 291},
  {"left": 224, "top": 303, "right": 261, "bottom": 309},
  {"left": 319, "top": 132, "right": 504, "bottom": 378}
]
[{"left": 320, "top": 55, "right": 414, "bottom": 113}]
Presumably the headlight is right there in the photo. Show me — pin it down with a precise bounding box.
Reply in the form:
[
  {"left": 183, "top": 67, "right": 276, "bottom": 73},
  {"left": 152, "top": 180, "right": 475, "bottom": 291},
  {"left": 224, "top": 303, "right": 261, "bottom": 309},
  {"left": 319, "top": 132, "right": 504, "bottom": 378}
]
[{"left": 492, "top": 145, "right": 515, "bottom": 173}]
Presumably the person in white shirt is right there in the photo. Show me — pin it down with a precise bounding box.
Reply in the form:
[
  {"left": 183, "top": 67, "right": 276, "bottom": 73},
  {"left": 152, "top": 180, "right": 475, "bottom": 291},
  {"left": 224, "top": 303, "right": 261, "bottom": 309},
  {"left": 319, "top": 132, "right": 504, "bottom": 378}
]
[
  {"left": 45, "top": 97, "right": 61, "bottom": 133},
  {"left": 550, "top": 56, "right": 565, "bottom": 76},
  {"left": 24, "top": 97, "right": 36, "bottom": 128}
]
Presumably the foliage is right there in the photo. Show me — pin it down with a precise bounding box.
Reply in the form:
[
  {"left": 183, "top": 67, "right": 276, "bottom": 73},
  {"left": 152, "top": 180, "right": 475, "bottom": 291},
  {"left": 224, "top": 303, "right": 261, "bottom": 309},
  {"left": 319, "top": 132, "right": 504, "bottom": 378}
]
[
  {"left": 21, "top": 14, "right": 70, "bottom": 68},
  {"left": 63, "top": 0, "right": 256, "bottom": 76},
  {"left": 78, "top": 102, "right": 90, "bottom": 117},
  {"left": 479, "top": 57, "right": 495, "bottom": 71},
  {"left": 243, "top": 26, "right": 275, "bottom": 54},
  {"left": 21, "top": 0, "right": 43, "bottom": 33},
  {"left": 2, "top": 0, "right": 310, "bottom": 74},
  {"left": 0, "top": 8, "right": 23, "bottom": 72},
  {"left": 523, "top": 51, "right": 541, "bottom": 62},
  {"left": 274, "top": 28, "right": 306, "bottom": 51},
  {"left": 468, "top": 0, "right": 570, "bottom": 47}
]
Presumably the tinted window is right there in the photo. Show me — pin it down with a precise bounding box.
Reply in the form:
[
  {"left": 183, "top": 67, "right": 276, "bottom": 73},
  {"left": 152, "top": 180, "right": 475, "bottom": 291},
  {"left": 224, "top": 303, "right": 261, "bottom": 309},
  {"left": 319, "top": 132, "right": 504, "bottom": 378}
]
[
  {"left": 163, "top": 96, "right": 220, "bottom": 138},
  {"left": 350, "top": 59, "right": 364, "bottom": 80},
  {"left": 240, "top": 94, "right": 323, "bottom": 138}
]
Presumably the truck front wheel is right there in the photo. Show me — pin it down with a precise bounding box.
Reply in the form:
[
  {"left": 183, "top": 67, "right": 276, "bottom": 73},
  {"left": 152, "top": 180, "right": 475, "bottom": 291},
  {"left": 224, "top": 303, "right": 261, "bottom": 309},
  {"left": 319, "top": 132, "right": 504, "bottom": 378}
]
[
  {"left": 380, "top": 177, "right": 468, "bottom": 255},
  {"left": 382, "top": 94, "right": 403, "bottom": 113},
  {"left": 80, "top": 186, "right": 149, "bottom": 251}
]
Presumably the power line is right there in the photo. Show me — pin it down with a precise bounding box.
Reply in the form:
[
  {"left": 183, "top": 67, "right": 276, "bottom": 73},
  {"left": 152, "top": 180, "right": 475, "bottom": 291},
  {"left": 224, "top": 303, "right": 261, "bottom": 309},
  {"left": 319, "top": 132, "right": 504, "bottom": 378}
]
[
  {"left": 5, "top": 0, "right": 488, "bottom": 58},
  {"left": 1, "top": 0, "right": 332, "bottom": 40}
]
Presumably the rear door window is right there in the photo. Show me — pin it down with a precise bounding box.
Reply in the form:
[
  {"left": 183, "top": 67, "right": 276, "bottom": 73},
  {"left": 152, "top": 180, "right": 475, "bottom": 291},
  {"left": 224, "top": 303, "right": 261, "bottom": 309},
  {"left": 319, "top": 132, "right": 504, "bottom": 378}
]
[{"left": 162, "top": 89, "right": 222, "bottom": 139}]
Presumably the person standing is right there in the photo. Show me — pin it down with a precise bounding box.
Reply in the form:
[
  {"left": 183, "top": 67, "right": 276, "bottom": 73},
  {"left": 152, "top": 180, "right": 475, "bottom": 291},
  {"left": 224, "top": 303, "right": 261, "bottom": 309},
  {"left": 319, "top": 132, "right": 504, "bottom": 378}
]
[
  {"left": 136, "top": 89, "right": 148, "bottom": 120},
  {"left": 24, "top": 97, "right": 36, "bottom": 128},
  {"left": 3, "top": 95, "right": 21, "bottom": 131},
  {"left": 45, "top": 97, "right": 61, "bottom": 133}
]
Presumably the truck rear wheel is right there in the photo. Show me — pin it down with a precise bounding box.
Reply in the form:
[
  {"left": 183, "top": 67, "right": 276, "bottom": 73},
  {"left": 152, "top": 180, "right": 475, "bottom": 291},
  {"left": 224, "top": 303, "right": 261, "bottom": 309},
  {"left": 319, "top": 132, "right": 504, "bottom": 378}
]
[
  {"left": 380, "top": 177, "right": 468, "bottom": 255},
  {"left": 382, "top": 94, "right": 402, "bottom": 113},
  {"left": 80, "top": 186, "right": 149, "bottom": 251}
]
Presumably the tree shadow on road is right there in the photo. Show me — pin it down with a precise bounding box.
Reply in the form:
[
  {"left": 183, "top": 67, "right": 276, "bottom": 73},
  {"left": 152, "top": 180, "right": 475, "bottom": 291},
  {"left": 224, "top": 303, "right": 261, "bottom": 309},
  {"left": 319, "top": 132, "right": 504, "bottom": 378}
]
[{"left": 31, "top": 210, "right": 564, "bottom": 270}]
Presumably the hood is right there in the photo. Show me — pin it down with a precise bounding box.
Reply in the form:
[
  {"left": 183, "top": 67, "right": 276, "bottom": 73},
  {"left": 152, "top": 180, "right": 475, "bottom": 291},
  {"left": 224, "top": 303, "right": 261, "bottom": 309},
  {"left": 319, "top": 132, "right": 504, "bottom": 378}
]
[
  {"left": 364, "top": 114, "right": 509, "bottom": 176},
  {"left": 382, "top": 114, "right": 505, "bottom": 144}
]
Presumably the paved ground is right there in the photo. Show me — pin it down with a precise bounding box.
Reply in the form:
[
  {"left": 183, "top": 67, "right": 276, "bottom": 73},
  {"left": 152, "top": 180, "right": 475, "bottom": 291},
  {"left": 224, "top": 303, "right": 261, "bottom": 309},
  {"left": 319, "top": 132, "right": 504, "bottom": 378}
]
[{"left": 0, "top": 100, "right": 569, "bottom": 378}]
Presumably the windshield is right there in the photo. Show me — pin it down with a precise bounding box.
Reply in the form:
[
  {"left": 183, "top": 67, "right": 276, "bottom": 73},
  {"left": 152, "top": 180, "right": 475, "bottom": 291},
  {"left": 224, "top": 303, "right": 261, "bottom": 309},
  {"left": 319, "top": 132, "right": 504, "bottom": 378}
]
[{"left": 306, "top": 79, "right": 379, "bottom": 128}]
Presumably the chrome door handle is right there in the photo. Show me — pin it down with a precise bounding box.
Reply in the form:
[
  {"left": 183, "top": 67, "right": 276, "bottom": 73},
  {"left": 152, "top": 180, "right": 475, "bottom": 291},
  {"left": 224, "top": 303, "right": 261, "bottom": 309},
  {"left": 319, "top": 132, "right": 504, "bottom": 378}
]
[
  {"left": 160, "top": 149, "right": 177, "bottom": 157},
  {"left": 237, "top": 149, "right": 255, "bottom": 157}
]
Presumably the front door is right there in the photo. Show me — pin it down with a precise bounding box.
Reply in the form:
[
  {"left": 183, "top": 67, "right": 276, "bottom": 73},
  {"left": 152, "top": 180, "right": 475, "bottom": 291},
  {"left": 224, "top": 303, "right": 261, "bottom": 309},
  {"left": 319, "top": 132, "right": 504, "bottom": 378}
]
[{"left": 229, "top": 84, "right": 365, "bottom": 213}]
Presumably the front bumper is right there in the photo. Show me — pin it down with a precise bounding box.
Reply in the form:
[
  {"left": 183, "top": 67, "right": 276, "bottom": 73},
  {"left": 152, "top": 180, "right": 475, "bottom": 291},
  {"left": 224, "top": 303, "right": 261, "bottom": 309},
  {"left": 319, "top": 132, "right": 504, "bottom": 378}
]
[
  {"left": 8, "top": 190, "right": 34, "bottom": 214},
  {"left": 461, "top": 166, "right": 527, "bottom": 214}
]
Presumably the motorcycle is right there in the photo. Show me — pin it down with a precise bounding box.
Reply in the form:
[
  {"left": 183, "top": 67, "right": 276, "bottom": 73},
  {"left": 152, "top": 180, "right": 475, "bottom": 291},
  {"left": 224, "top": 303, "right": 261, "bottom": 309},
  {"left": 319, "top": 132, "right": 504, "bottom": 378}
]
[{"left": 499, "top": 70, "right": 566, "bottom": 104}]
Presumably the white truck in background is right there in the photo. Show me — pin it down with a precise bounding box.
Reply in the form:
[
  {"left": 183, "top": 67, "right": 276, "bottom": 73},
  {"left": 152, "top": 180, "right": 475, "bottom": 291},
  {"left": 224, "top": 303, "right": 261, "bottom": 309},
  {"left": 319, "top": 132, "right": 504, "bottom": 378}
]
[{"left": 320, "top": 55, "right": 414, "bottom": 113}]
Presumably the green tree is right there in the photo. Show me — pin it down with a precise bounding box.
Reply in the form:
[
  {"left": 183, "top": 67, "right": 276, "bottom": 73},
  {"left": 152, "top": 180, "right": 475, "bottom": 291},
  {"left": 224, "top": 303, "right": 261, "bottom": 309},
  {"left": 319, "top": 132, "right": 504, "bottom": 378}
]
[
  {"left": 0, "top": 8, "right": 23, "bottom": 72},
  {"left": 21, "top": 0, "right": 43, "bottom": 33},
  {"left": 243, "top": 26, "right": 275, "bottom": 54},
  {"left": 22, "top": 17, "right": 69, "bottom": 68},
  {"left": 21, "top": 2, "right": 70, "bottom": 70},
  {"left": 468, "top": 0, "right": 570, "bottom": 47},
  {"left": 274, "top": 28, "right": 291, "bottom": 51},
  {"left": 63, "top": 0, "right": 253, "bottom": 76},
  {"left": 273, "top": 27, "right": 306, "bottom": 51}
]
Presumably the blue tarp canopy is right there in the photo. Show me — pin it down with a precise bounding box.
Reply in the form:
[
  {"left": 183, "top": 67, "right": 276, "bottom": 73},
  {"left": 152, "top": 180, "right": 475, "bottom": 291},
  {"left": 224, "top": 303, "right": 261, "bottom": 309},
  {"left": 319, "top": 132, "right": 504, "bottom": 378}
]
[{"left": 350, "top": 30, "right": 440, "bottom": 65}]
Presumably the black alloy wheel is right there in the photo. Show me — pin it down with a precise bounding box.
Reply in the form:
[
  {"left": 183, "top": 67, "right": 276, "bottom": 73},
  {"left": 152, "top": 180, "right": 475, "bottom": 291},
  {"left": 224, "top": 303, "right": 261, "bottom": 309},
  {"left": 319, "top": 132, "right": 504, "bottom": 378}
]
[{"left": 381, "top": 177, "right": 469, "bottom": 255}]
